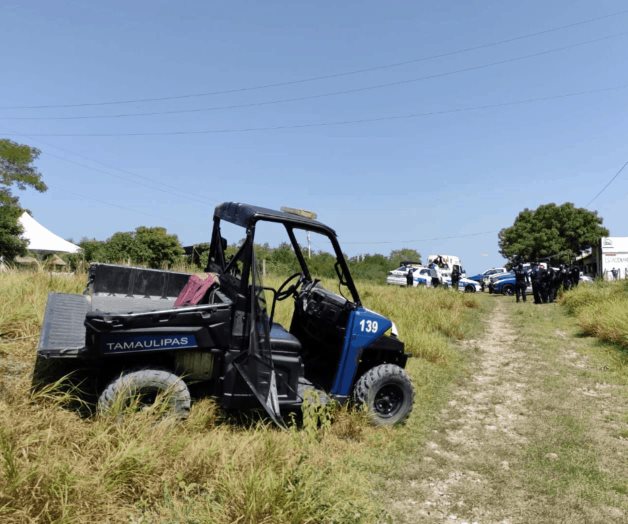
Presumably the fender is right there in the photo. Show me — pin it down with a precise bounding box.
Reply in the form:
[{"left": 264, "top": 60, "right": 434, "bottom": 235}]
[{"left": 330, "top": 307, "right": 391, "bottom": 397}]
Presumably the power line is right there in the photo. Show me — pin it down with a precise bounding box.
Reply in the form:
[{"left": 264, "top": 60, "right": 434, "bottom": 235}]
[
  {"left": 2, "top": 8, "right": 627, "bottom": 111},
  {"left": 57, "top": 189, "right": 166, "bottom": 221},
  {"left": 343, "top": 230, "right": 498, "bottom": 246},
  {"left": 3, "top": 31, "right": 627, "bottom": 121},
  {"left": 586, "top": 160, "right": 628, "bottom": 206},
  {"left": 5, "top": 83, "right": 626, "bottom": 137},
  {"left": 34, "top": 146, "right": 211, "bottom": 206},
  {"left": 23, "top": 136, "right": 211, "bottom": 204}
]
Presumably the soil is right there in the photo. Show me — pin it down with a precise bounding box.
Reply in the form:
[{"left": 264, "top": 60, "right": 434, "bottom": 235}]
[{"left": 385, "top": 297, "right": 627, "bottom": 524}]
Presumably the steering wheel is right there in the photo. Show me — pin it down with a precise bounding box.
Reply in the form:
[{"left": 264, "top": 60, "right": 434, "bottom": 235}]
[{"left": 275, "top": 272, "right": 304, "bottom": 301}]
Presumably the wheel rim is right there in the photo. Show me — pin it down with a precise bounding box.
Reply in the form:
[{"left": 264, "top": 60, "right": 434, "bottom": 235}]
[
  {"left": 373, "top": 384, "right": 404, "bottom": 418},
  {"left": 126, "top": 386, "right": 161, "bottom": 410}
]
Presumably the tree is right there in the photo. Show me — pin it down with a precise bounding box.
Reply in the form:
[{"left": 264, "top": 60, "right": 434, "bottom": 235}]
[
  {"left": 388, "top": 248, "right": 421, "bottom": 267},
  {"left": 103, "top": 231, "right": 139, "bottom": 263},
  {"left": 79, "top": 238, "right": 108, "bottom": 262},
  {"left": 0, "top": 139, "right": 47, "bottom": 259},
  {"left": 0, "top": 203, "right": 27, "bottom": 260},
  {"left": 133, "top": 226, "right": 184, "bottom": 268},
  {"left": 498, "top": 203, "right": 609, "bottom": 264}
]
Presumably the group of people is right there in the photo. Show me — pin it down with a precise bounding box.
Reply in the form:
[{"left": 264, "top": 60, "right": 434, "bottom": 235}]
[{"left": 513, "top": 262, "right": 580, "bottom": 304}]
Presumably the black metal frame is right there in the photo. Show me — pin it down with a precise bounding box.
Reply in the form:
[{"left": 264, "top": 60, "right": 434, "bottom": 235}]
[{"left": 208, "top": 202, "right": 361, "bottom": 306}]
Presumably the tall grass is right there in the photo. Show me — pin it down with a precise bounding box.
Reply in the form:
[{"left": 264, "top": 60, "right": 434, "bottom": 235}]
[
  {"left": 561, "top": 280, "right": 628, "bottom": 355},
  {"left": 0, "top": 271, "right": 483, "bottom": 523}
]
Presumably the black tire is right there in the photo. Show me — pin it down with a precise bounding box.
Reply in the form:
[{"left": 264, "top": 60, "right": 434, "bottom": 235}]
[
  {"left": 464, "top": 285, "right": 476, "bottom": 293},
  {"left": 502, "top": 284, "right": 514, "bottom": 296},
  {"left": 353, "top": 364, "right": 414, "bottom": 426},
  {"left": 98, "top": 369, "right": 191, "bottom": 419}
]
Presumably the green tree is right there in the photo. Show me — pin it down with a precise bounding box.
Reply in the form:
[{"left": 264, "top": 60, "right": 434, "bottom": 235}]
[
  {"left": 134, "top": 226, "right": 184, "bottom": 268},
  {"left": 103, "top": 231, "right": 138, "bottom": 263},
  {"left": 0, "top": 139, "right": 47, "bottom": 259},
  {"left": 79, "top": 238, "right": 108, "bottom": 262},
  {"left": 388, "top": 248, "right": 421, "bottom": 267},
  {"left": 498, "top": 203, "right": 609, "bottom": 264},
  {"left": 0, "top": 204, "right": 27, "bottom": 260}
]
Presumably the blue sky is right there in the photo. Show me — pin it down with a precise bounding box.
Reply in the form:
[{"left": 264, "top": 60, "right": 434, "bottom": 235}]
[{"left": 2, "top": 0, "right": 627, "bottom": 274}]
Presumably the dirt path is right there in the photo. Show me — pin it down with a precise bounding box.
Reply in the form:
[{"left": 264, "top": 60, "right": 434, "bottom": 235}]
[{"left": 386, "top": 297, "right": 627, "bottom": 524}]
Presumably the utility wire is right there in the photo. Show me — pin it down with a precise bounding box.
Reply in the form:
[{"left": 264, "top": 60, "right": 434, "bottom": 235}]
[
  {"left": 24, "top": 135, "right": 211, "bottom": 204},
  {"left": 38, "top": 148, "right": 210, "bottom": 206},
  {"left": 5, "top": 83, "right": 626, "bottom": 137},
  {"left": 343, "top": 230, "right": 498, "bottom": 246},
  {"left": 57, "top": 188, "right": 167, "bottom": 221},
  {"left": 2, "top": 8, "right": 627, "bottom": 110},
  {"left": 4, "top": 31, "right": 627, "bottom": 121},
  {"left": 586, "top": 159, "right": 628, "bottom": 206}
]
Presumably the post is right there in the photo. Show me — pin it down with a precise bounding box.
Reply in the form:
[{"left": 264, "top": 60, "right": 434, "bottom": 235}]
[{"left": 307, "top": 231, "right": 311, "bottom": 259}]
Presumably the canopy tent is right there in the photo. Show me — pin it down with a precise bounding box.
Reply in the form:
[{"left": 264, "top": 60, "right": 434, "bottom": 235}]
[{"left": 18, "top": 212, "right": 81, "bottom": 254}]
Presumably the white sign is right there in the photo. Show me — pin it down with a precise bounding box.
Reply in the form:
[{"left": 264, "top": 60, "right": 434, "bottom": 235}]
[{"left": 601, "top": 237, "right": 628, "bottom": 254}]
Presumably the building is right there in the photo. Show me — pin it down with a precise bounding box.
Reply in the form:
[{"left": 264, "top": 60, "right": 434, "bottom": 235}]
[{"left": 578, "top": 237, "right": 628, "bottom": 280}]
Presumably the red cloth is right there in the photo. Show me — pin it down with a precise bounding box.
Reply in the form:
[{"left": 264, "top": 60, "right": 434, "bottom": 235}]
[{"left": 174, "top": 273, "right": 218, "bottom": 307}]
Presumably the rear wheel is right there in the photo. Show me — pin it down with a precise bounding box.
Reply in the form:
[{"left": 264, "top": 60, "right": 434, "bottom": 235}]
[
  {"left": 353, "top": 364, "right": 414, "bottom": 426},
  {"left": 465, "top": 285, "right": 476, "bottom": 293},
  {"left": 502, "top": 284, "right": 514, "bottom": 296},
  {"left": 98, "top": 369, "right": 191, "bottom": 419}
]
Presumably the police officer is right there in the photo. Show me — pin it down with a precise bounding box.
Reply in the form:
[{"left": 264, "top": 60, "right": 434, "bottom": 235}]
[
  {"left": 538, "top": 263, "right": 550, "bottom": 303},
  {"left": 570, "top": 265, "right": 580, "bottom": 287},
  {"left": 559, "top": 264, "right": 571, "bottom": 291},
  {"left": 429, "top": 262, "right": 440, "bottom": 288},
  {"left": 513, "top": 263, "right": 529, "bottom": 303},
  {"left": 530, "top": 263, "right": 542, "bottom": 304},
  {"left": 406, "top": 268, "right": 414, "bottom": 288},
  {"left": 451, "top": 265, "right": 461, "bottom": 292},
  {"left": 544, "top": 264, "right": 557, "bottom": 303}
]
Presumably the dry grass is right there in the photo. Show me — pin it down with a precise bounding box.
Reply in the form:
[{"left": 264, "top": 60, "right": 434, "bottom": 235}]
[
  {"left": 561, "top": 281, "right": 628, "bottom": 369},
  {"left": 0, "top": 271, "right": 483, "bottom": 523}
]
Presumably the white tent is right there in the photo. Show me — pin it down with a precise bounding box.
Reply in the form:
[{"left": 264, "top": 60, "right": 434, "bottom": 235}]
[{"left": 18, "top": 212, "right": 81, "bottom": 254}]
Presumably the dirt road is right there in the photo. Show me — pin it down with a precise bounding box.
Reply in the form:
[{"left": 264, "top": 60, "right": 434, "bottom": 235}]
[{"left": 386, "top": 297, "right": 627, "bottom": 523}]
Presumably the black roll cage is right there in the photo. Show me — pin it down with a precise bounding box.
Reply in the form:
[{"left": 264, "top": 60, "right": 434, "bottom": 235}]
[{"left": 207, "top": 203, "right": 361, "bottom": 306}]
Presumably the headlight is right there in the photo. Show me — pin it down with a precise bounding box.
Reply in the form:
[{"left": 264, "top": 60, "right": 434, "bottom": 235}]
[{"left": 391, "top": 322, "right": 399, "bottom": 337}]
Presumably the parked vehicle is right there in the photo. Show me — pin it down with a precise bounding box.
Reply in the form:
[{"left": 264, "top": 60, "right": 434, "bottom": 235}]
[
  {"left": 489, "top": 274, "right": 530, "bottom": 295},
  {"left": 467, "top": 267, "right": 507, "bottom": 291},
  {"left": 386, "top": 265, "right": 431, "bottom": 287},
  {"left": 34, "top": 203, "right": 414, "bottom": 427},
  {"left": 487, "top": 270, "right": 515, "bottom": 293},
  {"left": 444, "top": 276, "right": 481, "bottom": 293}
]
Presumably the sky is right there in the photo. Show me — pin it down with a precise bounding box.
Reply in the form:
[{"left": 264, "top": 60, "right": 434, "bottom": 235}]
[{"left": 1, "top": 0, "right": 627, "bottom": 275}]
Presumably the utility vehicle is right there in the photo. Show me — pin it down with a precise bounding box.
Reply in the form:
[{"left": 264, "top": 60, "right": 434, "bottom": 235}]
[{"left": 35, "top": 203, "right": 414, "bottom": 426}]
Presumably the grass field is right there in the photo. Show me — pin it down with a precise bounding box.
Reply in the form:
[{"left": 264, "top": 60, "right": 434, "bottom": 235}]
[
  {"left": 0, "top": 271, "right": 486, "bottom": 523},
  {"left": 561, "top": 280, "right": 628, "bottom": 370}
]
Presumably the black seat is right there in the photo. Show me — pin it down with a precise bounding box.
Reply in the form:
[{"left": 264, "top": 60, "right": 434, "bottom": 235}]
[{"left": 269, "top": 323, "right": 302, "bottom": 353}]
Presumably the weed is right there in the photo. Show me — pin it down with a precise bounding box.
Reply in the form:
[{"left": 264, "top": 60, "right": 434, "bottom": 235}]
[{"left": 0, "top": 270, "right": 483, "bottom": 522}]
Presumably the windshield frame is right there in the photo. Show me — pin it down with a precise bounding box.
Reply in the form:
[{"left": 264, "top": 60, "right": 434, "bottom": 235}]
[{"left": 208, "top": 215, "right": 361, "bottom": 305}]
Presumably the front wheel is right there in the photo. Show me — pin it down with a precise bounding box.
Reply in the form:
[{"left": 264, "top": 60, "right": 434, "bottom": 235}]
[
  {"left": 353, "top": 364, "right": 414, "bottom": 426},
  {"left": 465, "top": 285, "right": 476, "bottom": 293},
  {"left": 502, "top": 284, "right": 514, "bottom": 296}
]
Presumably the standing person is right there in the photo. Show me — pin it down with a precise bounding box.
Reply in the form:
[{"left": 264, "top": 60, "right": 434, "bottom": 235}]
[
  {"left": 570, "top": 265, "right": 580, "bottom": 287},
  {"left": 539, "top": 263, "right": 550, "bottom": 303},
  {"left": 513, "top": 263, "right": 529, "bottom": 303},
  {"left": 450, "top": 265, "right": 461, "bottom": 292},
  {"left": 612, "top": 267, "right": 619, "bottom": 280},
  {"left": 406, "top": 268, "right": 414, "bottom": 288},
  {"left": 530, "top": 263, "right": 542, "bottom": 304},
  {"left": 559, "top": 264, "right": 571, "bottom": 291},
  {"left": 429, "top": 262, "right": 440, "bottom": 288},
  {"left": 545, "top": 265, "right": 557, "bottom": 303}
]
